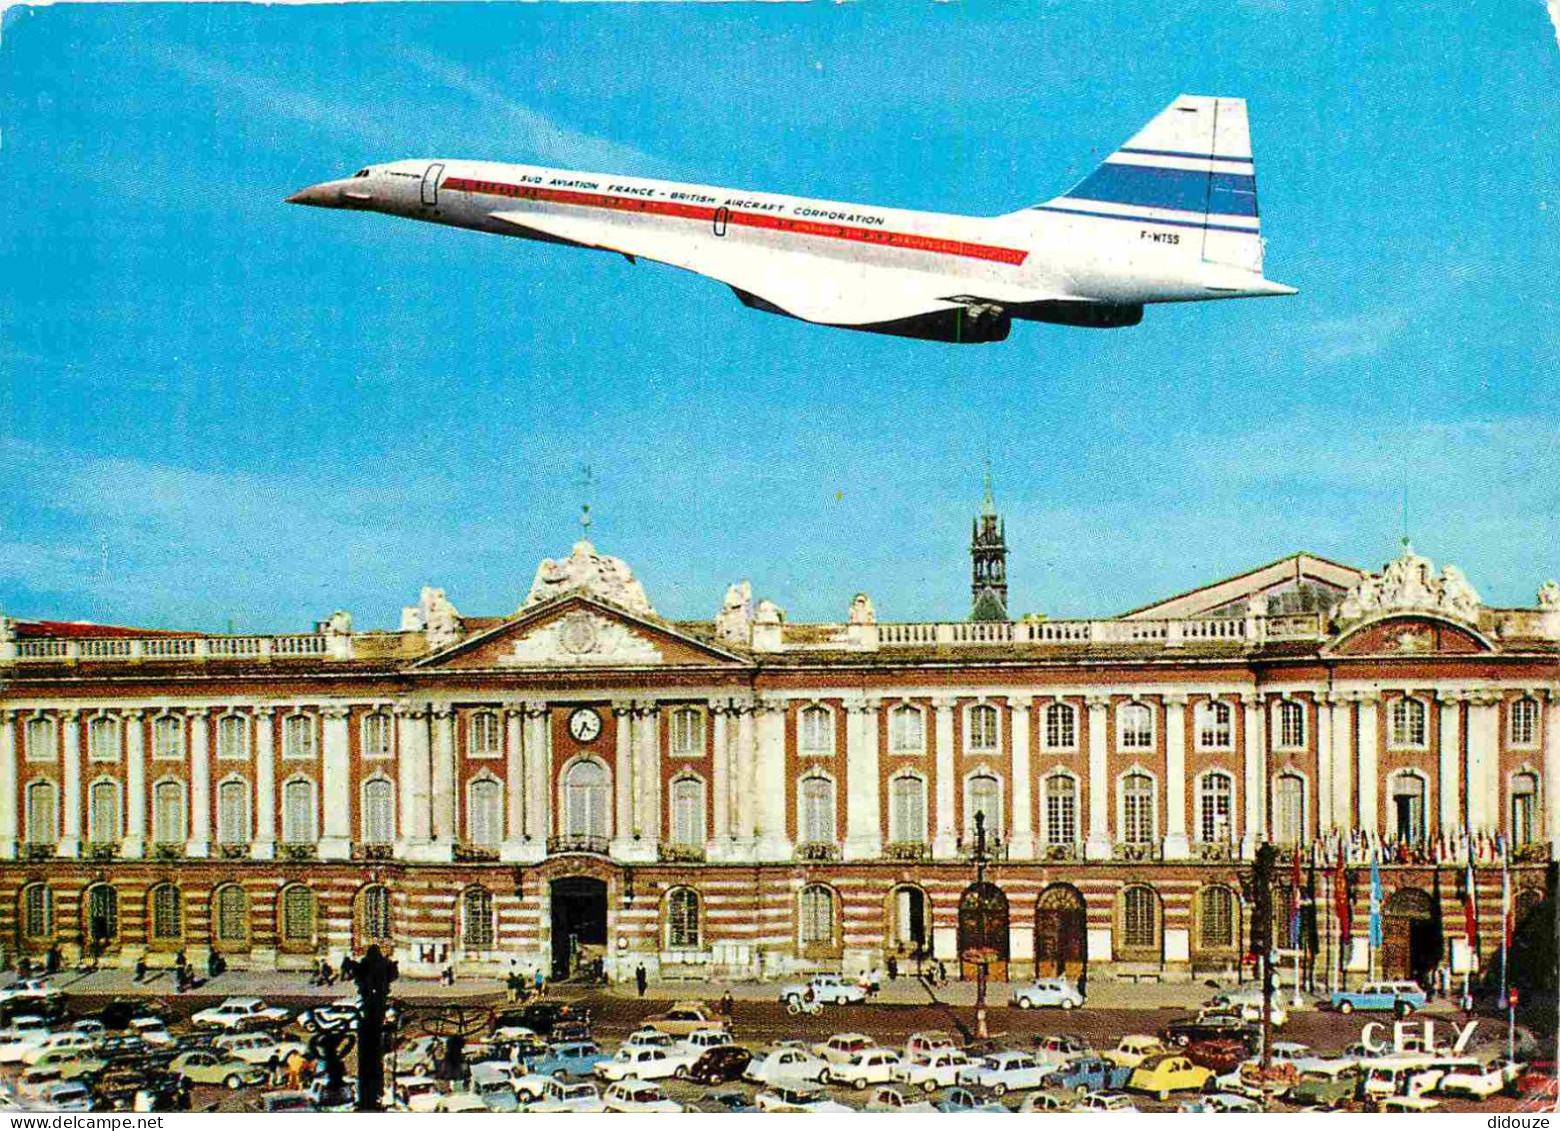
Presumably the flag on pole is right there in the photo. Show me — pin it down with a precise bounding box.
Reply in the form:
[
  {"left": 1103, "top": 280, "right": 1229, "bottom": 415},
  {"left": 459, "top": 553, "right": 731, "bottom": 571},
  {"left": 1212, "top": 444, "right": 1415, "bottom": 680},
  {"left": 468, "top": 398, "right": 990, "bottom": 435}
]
[
  {"left": 1369, "top": 852, "right": 1383, "bottom": 949},
  {"left": 1334, "top": 851, "right": 1352, "bottom": 940},
  {"left": 1463, "top": 838, "right": 1478, "bottom": 951},
  {"left": 1500, "top": 836, "right": 1513, "bottom": 950},
  {"left": 1290, "top": 843, "right": 1304, "bottom": 946}
]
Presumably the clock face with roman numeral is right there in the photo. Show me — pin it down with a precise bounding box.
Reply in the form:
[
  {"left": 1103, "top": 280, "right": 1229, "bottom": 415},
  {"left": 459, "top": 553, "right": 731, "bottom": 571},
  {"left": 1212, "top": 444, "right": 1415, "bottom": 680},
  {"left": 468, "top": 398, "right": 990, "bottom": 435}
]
[{"left": 568, "top": 707, "right": 602, "bottom": 743}]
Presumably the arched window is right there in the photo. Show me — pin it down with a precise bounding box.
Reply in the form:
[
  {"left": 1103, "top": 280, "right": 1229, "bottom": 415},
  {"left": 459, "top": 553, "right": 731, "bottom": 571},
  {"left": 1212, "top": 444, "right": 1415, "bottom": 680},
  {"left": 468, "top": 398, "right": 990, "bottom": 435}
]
[
  {"left": 361, "top": 778, "right": 395, "bottom": 846},
  {"left": 213, "top": 885, "right": 248, "bottom": 946},
  {"left": 462, "top": 887, "right": 494, "bottom": 949},
  {"left": 88, "top": 780, "right": 121, "bottom": 845},
  {"left": 25, "top": 716, "right": 56, "bottom": 762},
  {"left": 1044, "top": 773, "right": 1077, "bottom": 846},
  {"left": 147, "top": 883, "right": 183, "bottom": 943},
  {"left": 1198, "top": 885, "right": 1236, "bottom": 951},
  {"left": 361, "top": 712, "right": 392, "bottom": 759},
  {"left": 358, "top": 884, "right": 392, "bottom": 941},
  {"left": 1121, "top": 772, "right": 1156, "bottom": 845},
  {"left": 24, "top": 781, "right": 57, "bottom": 846},
  {"left": 467, "top": 778, "right": 503, "bottom": 848},
  {"left": 1118, "top": 702, "right": 1154, "bottom": 750},
  {"left": 216, "top": 779, "right": 248, "bottom": 847},
  {"left": 888, "top": 776, "right": 926, "bottom": 845},
  {"left": 19, "top": 884, "right": 52, "bottom": 942},
  {"left": 152, "top": 715, "right": 184, "bottom": 761},
  {"left": 216, "top": 715, "right": 248, "bottom": 761},
  {"left": 669, "top": 708, "right": 704, "bottom": 756},
  {"left": 667, "top": 887, "right": 700, "bottom": 949},
  {"left": 1121, "top": 885, "right": 1160, "bottom": 953},
  {"left": 1196, "top": 701, "right": 1232, "bottom": 750},
  {"left": 84, "top": 885, "right": 118, "bottom": 945},
  {"left": 152, "top": 780, "right": 187, "bottom": 846},
  {"left": 1509, "top": 698, "right": 1540, "bottom": 747},
  {"left": 669, "top": 777, "right": 705, "bottom": 846},
  {"left": 1043, "top": 703, "right": 1076, "bottom": 750},
  {"left": 1511, "top": 772, "right": 1539, "bottom": 846},
  {"left": 1389, "top": 698, "right": 1428, "bottom": 749},
  {"left": 563, "top": 761, "right": 610, "bottom": 839},
  {"left": 281, "top": 779, "right": 317, "bottom": 845},
  {"left": 799, "top": 706, "right": 834, "bottom": 755},
  {"left": 967, "top": 705, "right": 999, "bottom": 753},
  {"left": 1390, "top": 772, "right": 1426, "bottom": 843},
  {"left": 88, "top": 716, "right": 120, "bottom": 763},
  {"left": 468, "top": 711, "right": 501, "bottom": 758},
  {"left": 800, "top": 776, "right": 835, "bottom": 845},
  {"left": 1198, "top": 772, "right": 1234, "bottom": 844},
  {"left": 281, "top": 714, "right": 315, "bottom": 761},
  {"left": 1276, "top": 700, "right": 1306, "bottom": 749},
  {"left": 280, "top": 885, "right": 316, "bottom": 947},
  {"left": 966, "top": 773, "right": 1003, "bottom": 840},
  {"left": 1272, "top": 773, "right": 1304, "bottom": 845},
  {"left": 889, "top": 705, "right": 925, "bottom": 754},
  {"left": 799, "top": 884, "right": 835, "bottom": 947}
]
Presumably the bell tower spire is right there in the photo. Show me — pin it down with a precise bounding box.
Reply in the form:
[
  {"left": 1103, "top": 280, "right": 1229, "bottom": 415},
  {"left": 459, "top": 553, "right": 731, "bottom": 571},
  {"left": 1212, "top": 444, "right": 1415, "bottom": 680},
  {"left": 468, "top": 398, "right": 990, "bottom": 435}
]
[{"left": 970, "top": 460, "right": 1009, "bottom": 622}]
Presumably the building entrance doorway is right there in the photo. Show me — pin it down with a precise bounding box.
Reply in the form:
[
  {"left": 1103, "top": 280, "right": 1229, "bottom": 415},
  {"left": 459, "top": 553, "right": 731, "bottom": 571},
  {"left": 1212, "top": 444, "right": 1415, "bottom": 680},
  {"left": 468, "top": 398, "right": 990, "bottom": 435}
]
[
  {"left": 957, "top": 882, "right": 1009, "bottom": 981},
  {"left": 1035, "top": 884, "right": 1088, "bottom": 978},
  {"left": 550, "top": 877, "right": 608, "bottom": 980},
  {"left": 1381, "top": 887, "right": 1438, "bottom": 986},
  {"left": 887, "top": 886, "right": 930, "bottom": 971}
]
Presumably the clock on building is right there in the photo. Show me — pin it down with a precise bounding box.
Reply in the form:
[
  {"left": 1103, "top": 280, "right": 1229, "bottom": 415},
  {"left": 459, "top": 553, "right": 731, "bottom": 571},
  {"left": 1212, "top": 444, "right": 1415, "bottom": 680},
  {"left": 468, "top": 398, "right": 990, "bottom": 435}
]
[{"left": 568, "top": 707, "right": 602, "bottom": 743}]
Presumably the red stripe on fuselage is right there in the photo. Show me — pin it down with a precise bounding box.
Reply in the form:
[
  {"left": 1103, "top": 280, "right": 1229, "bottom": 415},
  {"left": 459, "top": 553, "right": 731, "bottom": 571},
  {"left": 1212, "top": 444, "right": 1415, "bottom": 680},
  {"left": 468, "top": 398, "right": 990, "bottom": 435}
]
[{"left": 442, "top": 176, "right": 1028, "bottom": 267}]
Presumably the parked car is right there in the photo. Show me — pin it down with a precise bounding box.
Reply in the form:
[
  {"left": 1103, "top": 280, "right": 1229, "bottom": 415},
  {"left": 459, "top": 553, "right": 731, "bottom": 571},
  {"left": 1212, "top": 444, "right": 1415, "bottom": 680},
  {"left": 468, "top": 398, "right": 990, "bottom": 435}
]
[
  {"left": 1178, "top": 1092, "right": 1261, "bottom": 1112},
  {"left": 33, "top": 1081, "right": 94, "bottom": 1112},
  {"left": 866, "top": 1085, "right": 937, "bottom": 1112},
  {"left": 1128, "top": 1053, "right": 1215, "bottom": 1100},
  {"left": 1208, "top": 991, "right": 1289, "bottom": 1027},
  {"left": 190, "top": 997, "right": 290, "bottom": 1031},
  {"left": 826, "top": 1048, "right": 904, "bottom": 1090},
  {"left": 92, "top": 1000, "right": 168, "bottom": 1032},
  {"left": 469, "top": 1064, "right": 521, "bottom": 1112},
  {"left": 1216, "top": 1059, "right": 1300, "bottom": 1098},
  {"left": 778, "top": 973, "right": 867, "bottom": 1006},
  {"left": 1010, "top": 977, "right": 1084, "bottom": 1010},
  {"left": 1184, "top": 1039, "right": 1252, "bottom": 1074},
  {"left": 1287, "top": 1065, "right": 1362, "bottom": 1109},
  {"left": 128, "top": 1018, "right": 176, "bottom": 1047},
  {"left": 813, "top": 1033, "right": 877, "bottom": 1064},
  {"left": 896, "top": 1049, "right": 976, "bottom": 1092},
  {"left": 1161, "top": 1011, "right": 1258, "bottom": 1049},
  {"left": 213, "top": 1032, "right": 307, "bottom": 1065},
  {"left": 391, "top": 1075, "right": 444, "bottom": 1113},
  {"left": 1042, "top": 1055, "right": 1133, "bottom": 1095},
  {"left": 679, "top": 1028, "right": 734, "bottom": 1058},
  {"left": 754, "top": 1084, "right": 853, "bottom": 1113},
  {"left": 1018, "top": 1091, "right": 1071, "bottom": 1112},
  {"left": 260, "top": 1090, "right": 316, "bottom": 1113},
  {"left": 602, "top": 1079, "right": 683, "bottom": 1113},
  {"left": 686, "top": 1046, "right": 752, "bottom": 1085},
  {"left": 528, "top": 1040, "right": 609, "bottom": 1078},
  {"left": 295, "top": 998, "right": 360, "bottom": 1031},
  {"left": 904, "top": 1031, "right": 959, "bottom": 1060},
  {"left": 26, "top": 1049, "right": 105, "bottom": 1081},
  {"left": 1031, "top": 1033, "right": 1092, "bottom": 1065},
  {"left": 524, "top": 1079, "right": 606, "bottom": 1113},
  {"left": 392, "top": 1036, "right": 442, "bottom": 1076},
  {"left": 0, "top": 1017, "right": 54, "bottom": 1064},
  {"left": 168, "top": 1050, "right": 266, "bottom": 1089},
  {"left": 433, "top": 1091, "right": 490, "bottom": 1113},
  {"left": 594, "top": 1045, "right": 688, "bottom": 1082},
  {"left": 1329, "top": 981, "right": 1427, "bottom": 1016},
  {"left": 700, "top": 1090, "right": 756, "bottom": 1113},
  {"left": 1073, "top": 1090, "right": 1139, "bottom": 1112},
  {"left": 1105, "top": 1034, "right": 1169, "bottom": 1068},
  {"left": 492, "top": 1002, "right": 584, "bottom": 1038},
  {"left": 644, "top": 1001, "right": 728, "bottom": 1037},
  {"left": 745, "top": 1047, "right": 829, "bottom": 1086},
  {"left": 957, "top": 1050, "right": 1049, "bottom": 1096},
  {"left": 935, "top": 1085, "right": 1011, "bottom": 1112},
  {"left": 1437, "top": 1058, "right": 1523, "bottom": 1099},
  {"left": 23, "top": 1032, "right": 100, "bottom": 1066},
  {"left": 1376, "top": 1094, "right": 1440, "bottom": 1112}
]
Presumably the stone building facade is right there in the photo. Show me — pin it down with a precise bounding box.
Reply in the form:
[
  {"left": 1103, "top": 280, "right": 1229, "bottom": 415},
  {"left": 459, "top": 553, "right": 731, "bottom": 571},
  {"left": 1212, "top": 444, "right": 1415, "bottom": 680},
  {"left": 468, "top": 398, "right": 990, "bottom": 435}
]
[{"left": 0, "top": 536, "right": 1554, "bottom": 985}]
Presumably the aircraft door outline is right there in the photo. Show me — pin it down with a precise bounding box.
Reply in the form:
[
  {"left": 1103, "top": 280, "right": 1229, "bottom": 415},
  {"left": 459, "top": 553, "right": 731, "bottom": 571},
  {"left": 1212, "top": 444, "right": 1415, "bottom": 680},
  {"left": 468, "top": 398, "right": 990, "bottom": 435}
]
[{"left": 421, "top": 163, "right": 446, "bottom": 208}]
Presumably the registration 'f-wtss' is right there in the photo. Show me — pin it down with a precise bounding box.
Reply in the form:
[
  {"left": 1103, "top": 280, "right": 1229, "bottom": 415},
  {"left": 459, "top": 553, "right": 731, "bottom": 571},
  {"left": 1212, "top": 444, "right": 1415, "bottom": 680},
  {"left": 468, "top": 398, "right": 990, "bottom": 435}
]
[{"left": 288, "top": 95, "right": 1295, "bottom": 343}]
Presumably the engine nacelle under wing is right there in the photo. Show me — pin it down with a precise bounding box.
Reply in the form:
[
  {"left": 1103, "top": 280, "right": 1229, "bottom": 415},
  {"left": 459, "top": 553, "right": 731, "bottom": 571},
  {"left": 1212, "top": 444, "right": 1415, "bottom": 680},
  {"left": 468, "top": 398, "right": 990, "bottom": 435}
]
[
  {"left": 1009, "top": 301, "right": 1144, "bottom": 329},
  {"left": 731, "top": 288, "right": 1011, "bottom": 344}
]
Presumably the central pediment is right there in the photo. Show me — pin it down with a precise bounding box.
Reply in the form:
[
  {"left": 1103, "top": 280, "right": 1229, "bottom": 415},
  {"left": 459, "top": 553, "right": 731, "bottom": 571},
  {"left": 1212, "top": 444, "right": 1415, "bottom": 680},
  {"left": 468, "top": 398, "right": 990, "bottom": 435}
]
[{"left": 413, "top": 594, "right": 747, "bottom": 670}]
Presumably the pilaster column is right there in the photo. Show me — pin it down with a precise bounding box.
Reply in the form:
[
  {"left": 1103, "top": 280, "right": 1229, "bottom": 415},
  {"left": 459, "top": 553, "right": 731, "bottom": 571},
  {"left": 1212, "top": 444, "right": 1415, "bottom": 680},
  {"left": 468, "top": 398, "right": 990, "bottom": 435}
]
[
  {"left": 1545, "top": 689, "right": 1560, "bottom": 856},
  {"left": 710, "top": 701, "right": 732, "bottom": 854},
  {"left": 611, "top": 701, "right": 636, "bottom": 856},
  {"left": 1086, "top": 695, "right": 1111, "bottom": 860},
  {"left": 1316, "top": 695, "right": 1333, "bottom": 833},
  {"left": 521, "top": 702, "right": 550, "bottom": 855},
  {"left": 843, "top": 697, "right": 881, "bottom": 860},
  {"left": 1357, "top": 694, "right": 1379, "bottom": 833},
  {"left": 185, "top": 708, "right": 210, "bottom": 858},
  {"left": 249, "top": 705, "right": 274, "bottom": 854},
  {"left": 501, "top": 705, "right": 526, "bottom": 860},
  {"left": 1241, "top": 693, "right": 1266, "bottom": 858},
  {"left": 932, "top": 696, "right": 958, "bottom": 859},
  {"left": 638, "top": 703, "right": 661, "bottom": 850},
  {"left": 129, "top": 709, "right": 152, "bottom": 860},
  {"left": 430, "top": 706, "right": 456, "bottom": 854},
  {"left": 393, "top": 703, "right": 430, "bottom": 855},
  {"left": 0, "top": 711, "right": 16, "bottom": 859},
  {"left": 59, "top": 709, "right": 81, "bottom": 858},
  {"left": 1328, "top": 695, "right": 1353, "bottom": 834},
  {"left": 734, "top": 698, "right": 757, "bottom": 855},
  {"left": 1436, "top": 691, "right": 1463, "bottom": 837},
  {"left": 1466, "top": 694, "right": 1500, "bottom": 834},
  {"left": 754, "top": 699, "right": 790, "bottom": 858},
  {"left": 317, "top": 705, "right": 351, "bottom": 859},
  {"left": 1163, "top": 694, "right": 1189, "bottom": 860},
  {"left": 1008, "top": 696, "right": 1035, "bottom": 859}
]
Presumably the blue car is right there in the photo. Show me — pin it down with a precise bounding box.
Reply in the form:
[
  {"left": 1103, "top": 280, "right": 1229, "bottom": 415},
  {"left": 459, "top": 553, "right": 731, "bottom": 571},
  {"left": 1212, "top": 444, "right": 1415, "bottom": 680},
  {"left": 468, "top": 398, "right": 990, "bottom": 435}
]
[
  {"left": 1328, "top": 981, "right": 1428, "bottom": 1016},
  {"left": 529, "top": 1040, "right": 610, "bottom": 1077},
  {"left": 935, "top": 1086, "right": 1010, "bottom": 1113},
  {"left": 1043, "top": 1056, "right": 1133, "bottom": 1094}
]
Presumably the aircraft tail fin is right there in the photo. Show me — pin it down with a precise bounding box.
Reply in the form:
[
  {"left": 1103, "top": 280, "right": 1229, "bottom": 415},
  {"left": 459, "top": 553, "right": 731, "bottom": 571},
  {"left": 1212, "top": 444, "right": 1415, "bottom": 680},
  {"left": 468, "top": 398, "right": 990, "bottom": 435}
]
[{"left": 1036, "top": 95, "right": 1265, "bottom": 274}]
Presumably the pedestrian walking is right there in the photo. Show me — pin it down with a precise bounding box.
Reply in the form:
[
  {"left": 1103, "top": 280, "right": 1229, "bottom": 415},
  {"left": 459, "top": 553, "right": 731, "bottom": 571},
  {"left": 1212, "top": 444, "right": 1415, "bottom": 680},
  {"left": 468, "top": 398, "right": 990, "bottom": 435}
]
[
  {"left": 635, "top": 963, "right": 647, "bottom": 998},
  {"left": 534, "top": 968, "right": 545, "bottom": 997},
  {"left": 1077, "top": 966, "right": 1088, "bottom": 1000},
  {"left": 886, "top": 955, "right": 898, "bottom": 982},
  {"left": 720, "top": 989, "right": 734, "bottom": 1019},
  {"left": 133, "top": 955, "right": 147, "bottom": 984},
  {"left": 506, "top": 970, "right": 521, "bottom": 1004}
]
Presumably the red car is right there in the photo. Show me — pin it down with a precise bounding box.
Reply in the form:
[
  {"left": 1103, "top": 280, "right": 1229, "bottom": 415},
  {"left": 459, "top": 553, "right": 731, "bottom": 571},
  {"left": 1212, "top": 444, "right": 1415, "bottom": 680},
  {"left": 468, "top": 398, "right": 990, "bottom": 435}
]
[
  {"left": 1184, "top": 1039, "right": 1249, "bottom": 1075},
  {"left": 1517, "top": 1061, "right": 1555, "bottom": 1097}
]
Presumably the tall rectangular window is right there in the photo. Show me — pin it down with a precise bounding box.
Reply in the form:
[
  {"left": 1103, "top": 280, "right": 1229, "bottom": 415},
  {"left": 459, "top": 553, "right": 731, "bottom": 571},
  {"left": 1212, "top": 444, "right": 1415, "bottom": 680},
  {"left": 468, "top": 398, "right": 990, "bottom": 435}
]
[
  {"left": 25, "top": 717, "right": 56, "bottom": 763},
  {"left": 362, "top": 713, "right": 392, "bottom": 759},
  {"left": 467, "top": 779, "right": 502, "bottom": 848},
  {"left": 467, "top": 712, "right": 501, "bottom": 758},
  {"left": 88, "top": 717, "right": 120, "bottom": 763},
  {"left": 967, "top": 705, "right": 999, "bottom": 753},
  {"left": 1510, "top": 699, "right": 1539, "bottom": 747},
  {"left": 282, "top": 715, "right": 315, "bottom": 761},
  {"left": 888, "top": 776, "right": 926, "bottom": 844},
  {"left": 889, "top": 706, "right": 925, "bottom": 754},
  {"left": 671, "top": 778, "right": 704, "bottom": 845},
  {"left": 669, "top": 708, "right": 704, "bottom": 757},
  {"left": 801, "top": 778, "right": 835, "bottom": 844},
  {"left": 216, "top": 715, "right": 249, "bottom": 761},
  {"left": 799, "top": 706, "right": 833, "bottom": 755},
  {"left": 1119, "top": 703, "right": 1154, "bottom": 750},
  {"left": 1197, "top": 701, "right": 1232, "bottom": 750},
  {"left": 1044, "top": 774, "right": 1077, "bottom": 846},
  {"left": 281, "top": 780, "right": 317, "bottom": 844},
  {"left": 1044, "top": 703, "right": 1076, "bottom": 749},
  {"left": 1198, "top": 773, "right": 1234, "bottom": 843},
  {"left": 152, "top": 716, "right": 184, "bottom": 761},
  {"left": 1122, "top": 773, "right": 1155, "bottom": 845},
  {"left": 217, "top": 780, "right": 249, "bottom": 846},
  {"left": 1277, "top": 700, "right": 1306, "bottom": 749},
  {"left": 362, "top": 779, "right": 395, "bottom": 845},
  {"left": 152, "top": 781, "right": 187, "bottom": 846}
]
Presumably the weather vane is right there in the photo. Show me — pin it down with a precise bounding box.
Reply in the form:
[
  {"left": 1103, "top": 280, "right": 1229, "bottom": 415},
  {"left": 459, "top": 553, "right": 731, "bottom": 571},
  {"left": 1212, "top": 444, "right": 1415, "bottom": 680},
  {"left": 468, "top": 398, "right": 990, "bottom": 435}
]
[{"left": 578, "top": 464, "right": 594, "bottom": 535}]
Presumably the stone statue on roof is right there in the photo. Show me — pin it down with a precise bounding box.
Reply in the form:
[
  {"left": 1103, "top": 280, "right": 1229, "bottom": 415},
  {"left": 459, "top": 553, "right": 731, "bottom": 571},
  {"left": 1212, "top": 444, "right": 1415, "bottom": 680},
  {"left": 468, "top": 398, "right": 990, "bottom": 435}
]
[
  {"left": 1537, "top": 580, "right": 1560, "bottom": 610},
  {"left": 849, "top": 593, "right": 877, "bottom": 625},
  {"left": 523, "top": 539, "right": 655, "bottom": 617},
  {"left": 715, "top": 581, "right": 752, "bottom": 645},
  {"left": 754, "top": 598, "right": 785, "bottom": 625},
  {"left": 1335, "top": 543, "right": 1483, "bottom": 626}
]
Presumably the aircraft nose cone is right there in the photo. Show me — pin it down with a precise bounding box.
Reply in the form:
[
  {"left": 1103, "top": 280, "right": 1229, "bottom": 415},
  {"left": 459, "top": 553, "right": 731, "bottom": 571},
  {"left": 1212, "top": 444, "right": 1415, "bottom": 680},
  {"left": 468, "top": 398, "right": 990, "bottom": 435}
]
[{"left": 285, "top": 182, "right": 339, "bottom": 207}]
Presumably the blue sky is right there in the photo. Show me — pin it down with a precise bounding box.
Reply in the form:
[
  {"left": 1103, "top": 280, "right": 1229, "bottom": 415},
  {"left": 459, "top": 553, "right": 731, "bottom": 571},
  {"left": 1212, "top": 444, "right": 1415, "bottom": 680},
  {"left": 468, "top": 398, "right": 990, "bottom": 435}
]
[{"left": 2, "top": 2, "right": 1557, "bottom": 632}]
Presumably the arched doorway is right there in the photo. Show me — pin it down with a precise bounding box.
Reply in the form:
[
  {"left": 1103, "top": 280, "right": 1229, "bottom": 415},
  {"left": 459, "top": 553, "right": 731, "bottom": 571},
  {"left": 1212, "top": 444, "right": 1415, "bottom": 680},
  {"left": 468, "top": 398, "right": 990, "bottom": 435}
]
[
  {"left": 886, "top": 885, "right": 930, "bottom": 971},
  {"left": 1035, "top": 884, "right": 1087, "bottom": 978},
  {"left": 1381, "top": 887, "right": 1437, "bottom": 985},
  {"left": 957, "top": 882, "right": 1009, "bottom": 981},
  {"left": 550, "top": 877, "right": 608, "bottom": 980}
]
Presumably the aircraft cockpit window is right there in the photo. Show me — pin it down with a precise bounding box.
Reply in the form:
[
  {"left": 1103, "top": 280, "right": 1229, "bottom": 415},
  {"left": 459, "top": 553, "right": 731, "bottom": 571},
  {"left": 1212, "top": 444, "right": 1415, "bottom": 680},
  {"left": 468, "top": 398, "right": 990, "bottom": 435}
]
[{"left": 354, "top": 169, "right": 370, "bottom": 178}]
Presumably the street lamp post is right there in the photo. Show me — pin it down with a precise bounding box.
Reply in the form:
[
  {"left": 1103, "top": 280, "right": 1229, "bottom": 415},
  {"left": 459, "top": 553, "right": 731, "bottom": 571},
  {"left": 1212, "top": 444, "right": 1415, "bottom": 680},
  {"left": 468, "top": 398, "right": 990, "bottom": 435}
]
[{"left": 972, "top": 811, "right": 991, "bottom": 1040}]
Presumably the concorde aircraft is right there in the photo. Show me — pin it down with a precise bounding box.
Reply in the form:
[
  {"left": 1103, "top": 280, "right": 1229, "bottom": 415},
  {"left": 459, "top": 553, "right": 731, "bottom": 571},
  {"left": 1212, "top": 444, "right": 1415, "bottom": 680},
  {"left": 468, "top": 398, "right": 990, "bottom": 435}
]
[{"left": 286, "top": 94, "right": 1294, "bottom": 343}]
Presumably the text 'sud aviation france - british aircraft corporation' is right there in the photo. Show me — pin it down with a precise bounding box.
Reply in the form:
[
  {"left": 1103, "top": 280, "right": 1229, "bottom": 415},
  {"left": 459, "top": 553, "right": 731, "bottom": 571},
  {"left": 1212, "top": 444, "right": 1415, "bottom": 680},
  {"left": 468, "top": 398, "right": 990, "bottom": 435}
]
[{"left": 288, "top": 95, "right": 1296, "bottom": 343}]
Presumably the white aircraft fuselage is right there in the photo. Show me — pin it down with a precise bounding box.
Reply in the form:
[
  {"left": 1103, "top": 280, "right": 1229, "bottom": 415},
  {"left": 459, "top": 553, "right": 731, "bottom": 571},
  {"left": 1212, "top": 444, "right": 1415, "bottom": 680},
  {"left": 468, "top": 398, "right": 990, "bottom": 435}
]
[{"left": 288, "top": 95, "right": 1295, "bottom": 343}]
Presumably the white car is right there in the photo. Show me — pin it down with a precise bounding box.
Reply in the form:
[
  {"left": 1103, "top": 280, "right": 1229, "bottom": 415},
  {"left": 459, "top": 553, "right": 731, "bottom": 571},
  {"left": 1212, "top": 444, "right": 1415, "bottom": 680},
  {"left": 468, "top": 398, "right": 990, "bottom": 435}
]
[
  {"left": 824, "top": 1048, "right": 904, "bottom": 1090},
  {"left": 128, "top": 1018, "right": 176, "bottom": 1047},
  {"left": 392, "top": 1075, "right": 444, "bottom": 1113},
  {"left": 214, "top": 1031, "right": 307, "bottom": 1064},
  {"left": 622, "top": 1028, "right": 677, "bottom": 1049},
  {"left": 956, "top": 1050, "right": 1050, "bottom": 1096},
  {"left": 866, "top": 1085, "right": 937, "bottom": 1112},
  {"left": 813, "top": 1032, "right": 877, "bottom": 1064},
  {"left": 1361, "top": 1059, "right": 1441, "bottom": 1101},
  {"left": 1010, "top": 977, "right": 1084, "bottom": 1010},
  {"left": 0, "top": 1017, "right": 54, "bottom": 1064},
  {"left": 526, "top": 1079, "right": 607, "bottom": 1112},
  {"left": 1209, "top": 991, "right": 1288, "bottom": 1027},
  {"left": 191, "top": 997, "right": 290, "bottom": 1030},
  {"left": 1074, "top": 1090, "right": 1140, "bottom": 1112},
  {"left": 510, "top": 1073, "right": 559, "bottom": 1104},
  {"left": 21, "top": 1033, "right": 98, "bottom": 1066},
  {"left": 593, "top": 1045, "right": 688, "bottom": 1081},
  {"left": 779, "top": 972, "right": 868, "bottom": 1006},
  {"left": 602, "top": 1079, "right": 683, "bottom": 1112},
  {"left": 905, "top": 1031, "right": 959, "bottom": 1060},
  {"left": 1436, "top": 1059, "right": 1523, "bottom": 1100},
  {"left": 754, "top": 1084, "right": 854, "bottom": 1112},
  {"left": 745, "top": 1047, "right": 829, "bottom": 1086},
  {"left": 679, "top": 1028, "right": 732, "bottom": 1057},
  {"left": 433, "top": 1092, "right": 490, "bottom": 1113},
  {"left": 895, "top": 1049, "right": 976, "bottom": 1092},
  {"left": 393, "top": 1036, "right": 442, "bottom": 1076}
]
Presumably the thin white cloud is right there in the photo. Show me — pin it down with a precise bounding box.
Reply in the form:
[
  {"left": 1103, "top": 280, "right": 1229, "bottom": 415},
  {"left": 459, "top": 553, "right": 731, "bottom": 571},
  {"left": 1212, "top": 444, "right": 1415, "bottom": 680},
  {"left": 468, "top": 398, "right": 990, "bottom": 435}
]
[
  {"left": 1549, "top": 0, "right": 1560, "bottom": 50},
  {"left": 1297, "top": 309, "right": 1408, "bottom": 364}
]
